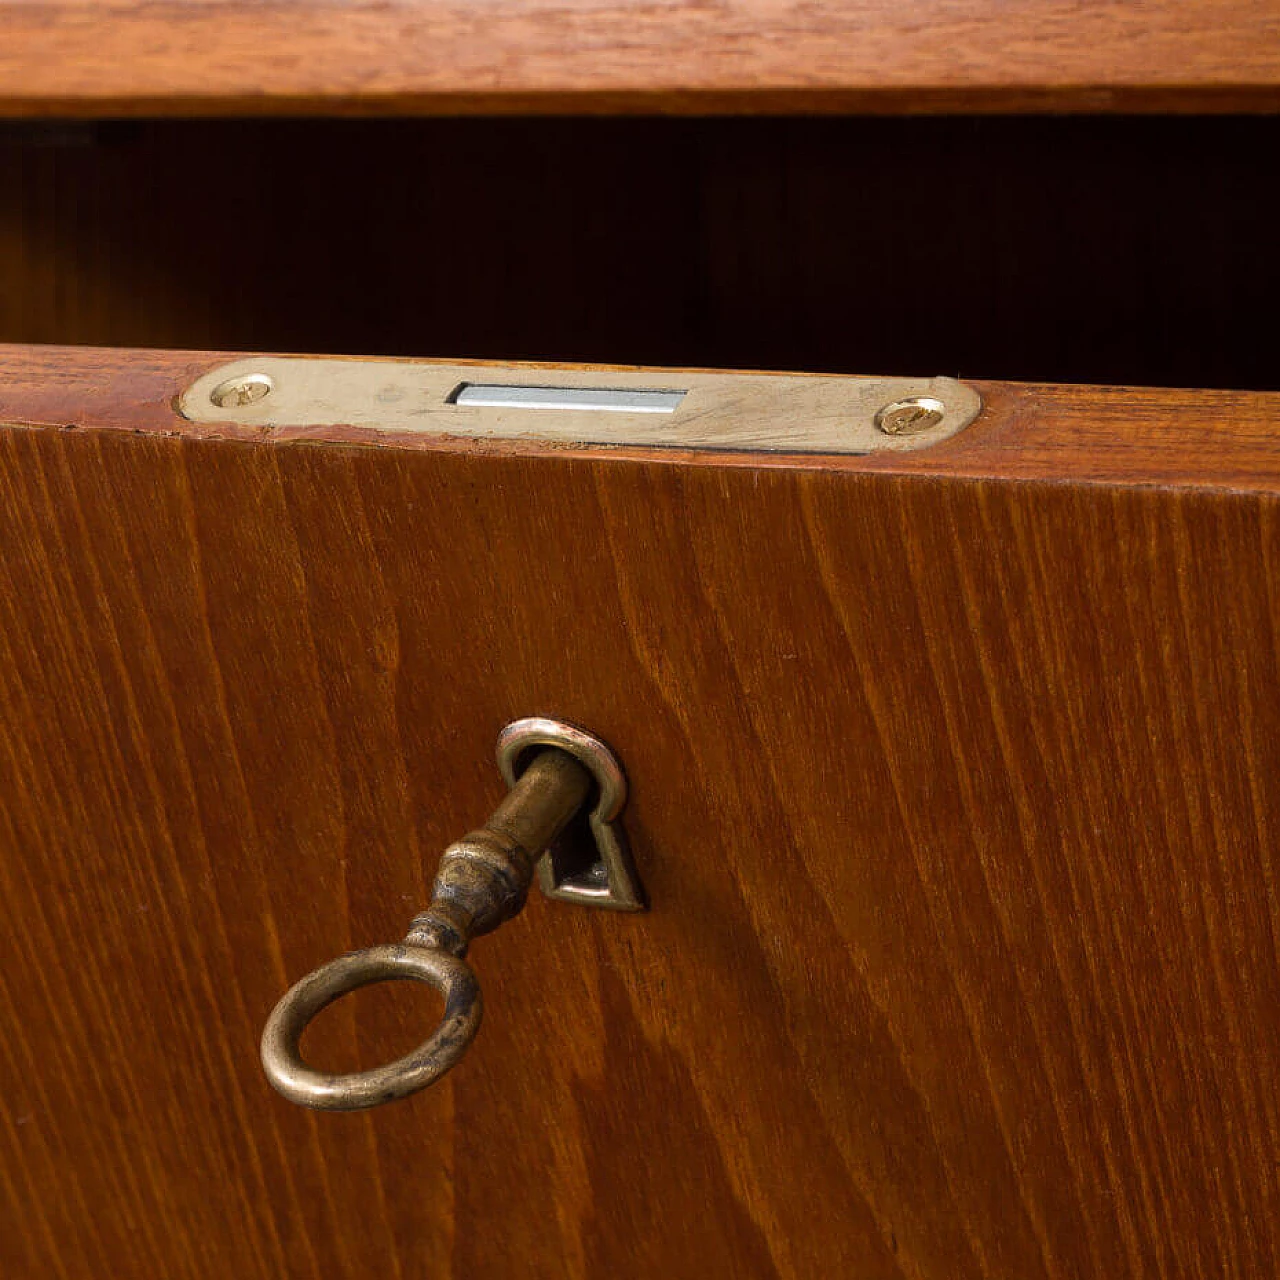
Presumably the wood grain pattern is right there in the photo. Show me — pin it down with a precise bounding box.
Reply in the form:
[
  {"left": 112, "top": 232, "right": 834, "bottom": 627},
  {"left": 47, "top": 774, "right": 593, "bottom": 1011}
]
[
  {"left": 2, "top": 346, "right": 1280, "bottom": 1277},
  {"left": 0, "top": 1, "right": 1279, "bottom": 114}
]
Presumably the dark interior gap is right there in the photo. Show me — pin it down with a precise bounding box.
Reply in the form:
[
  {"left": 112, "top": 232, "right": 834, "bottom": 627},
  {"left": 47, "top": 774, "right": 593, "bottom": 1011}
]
[{"left": 0, "top": 115, "right": 1276, "bottom": 390}]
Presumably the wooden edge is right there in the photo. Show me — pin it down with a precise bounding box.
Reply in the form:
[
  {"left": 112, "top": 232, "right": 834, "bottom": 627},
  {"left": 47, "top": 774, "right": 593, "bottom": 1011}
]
[
  {"left": 2, "top": 344, "right": 1280, "bottom": 494},
  {"left": 3, "top": 87, "right": 1280, "bottom": 119},
  {"left": 1, "top": 2, "right": 1279, "bottom": 117}
]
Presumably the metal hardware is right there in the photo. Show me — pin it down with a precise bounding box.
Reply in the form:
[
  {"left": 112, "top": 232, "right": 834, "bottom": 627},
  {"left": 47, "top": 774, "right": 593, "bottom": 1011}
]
[
  {"left": 497, "top": 717, "right": 643, "bottom": 910},
  {"left": 260, "top": 721, "right": 641, "bottom": 1111},
  {"left": 181, "top": 358, "right": 982, "bottom": 454},
  {"left": 875, "top": 395, "right": 947, "bottom": 436},
  {"left": 210, "top": 372, "right": 274, "bottom": 408},
  {"left": 452, "top": 384, "right": 686, "bottom": 414}
]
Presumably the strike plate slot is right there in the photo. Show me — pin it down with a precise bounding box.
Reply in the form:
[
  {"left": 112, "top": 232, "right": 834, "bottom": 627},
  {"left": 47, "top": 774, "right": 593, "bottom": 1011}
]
[{"left": 451, "top": 383, "right": 687, "bottom": 414}]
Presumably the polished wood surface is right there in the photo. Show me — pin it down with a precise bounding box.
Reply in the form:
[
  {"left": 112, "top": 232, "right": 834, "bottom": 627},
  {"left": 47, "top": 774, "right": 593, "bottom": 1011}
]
[
  {"left": 1, "top": 346, "right": 1279, "bottom": 1277},
  {"left": 1, "top": 1, "right": 1279, "bottom": 114}
]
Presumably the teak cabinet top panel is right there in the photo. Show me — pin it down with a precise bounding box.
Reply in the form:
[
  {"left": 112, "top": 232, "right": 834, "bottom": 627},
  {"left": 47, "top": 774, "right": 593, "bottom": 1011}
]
[{"left": 1, "top": 0, "right": 1279, "bottom": 115}]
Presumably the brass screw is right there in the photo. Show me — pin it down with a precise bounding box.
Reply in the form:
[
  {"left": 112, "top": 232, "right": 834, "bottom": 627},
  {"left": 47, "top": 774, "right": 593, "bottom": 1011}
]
[
  {"left": 874, "top": 396, "right": 946, "bottom": 436},
  {"left": 210, "top": 373, "right": 274, "bottom": 409}
]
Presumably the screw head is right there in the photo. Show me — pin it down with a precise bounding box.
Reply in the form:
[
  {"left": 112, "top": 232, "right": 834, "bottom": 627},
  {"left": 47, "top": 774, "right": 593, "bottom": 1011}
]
[
  {"left": 210, "top": 373, "right": 274, "bottom": 409},
  {"left": 874, "top": 396, "right": 946, "bottom": 436}
]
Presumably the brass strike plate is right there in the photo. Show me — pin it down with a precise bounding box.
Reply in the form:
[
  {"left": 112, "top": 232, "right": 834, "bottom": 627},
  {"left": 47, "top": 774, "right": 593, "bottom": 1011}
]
[{"left": 180, "top": 358, "right": 981, "bottom": 454}]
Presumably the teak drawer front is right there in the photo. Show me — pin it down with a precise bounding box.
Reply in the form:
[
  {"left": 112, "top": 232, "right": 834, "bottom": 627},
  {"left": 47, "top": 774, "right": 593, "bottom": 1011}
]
[{"left": 1, "top": 347, "right": 1279, "bottom": 1278}]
